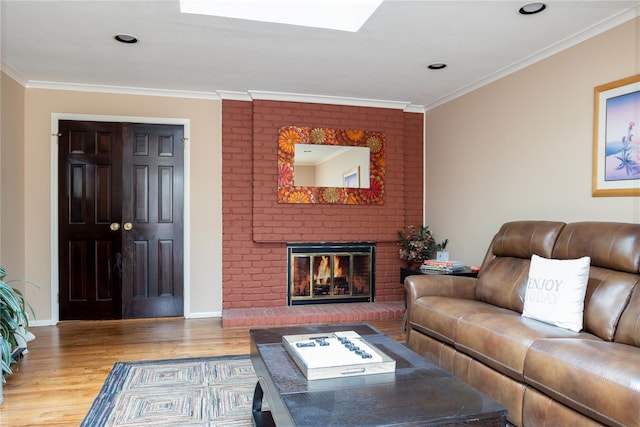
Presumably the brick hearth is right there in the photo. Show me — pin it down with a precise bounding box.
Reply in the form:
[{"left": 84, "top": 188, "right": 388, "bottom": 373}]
[{"left": 222, "top": 301, "right": 405, "bottom": 328}]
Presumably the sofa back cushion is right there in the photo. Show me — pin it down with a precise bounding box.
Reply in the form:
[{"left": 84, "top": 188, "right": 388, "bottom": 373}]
[
  {"left": 581, "top": 267, "right": 639, "bottom": 341},
  {"left": 476, "top": 221, "right": 566, "bottom": 312},
  {"left": 552, "top": 222, "right": 640, "bottom": 341},
  {"left": 551, "top": 222, "right": 640, "bottom": 272},
  {"left": 616, "top": 284, "right": 640, "bottom": 346}
]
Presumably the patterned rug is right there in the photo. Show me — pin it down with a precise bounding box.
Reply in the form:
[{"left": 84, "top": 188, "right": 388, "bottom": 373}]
[{"left": 81, "top": 355, "right": 258, "bottom": 426}]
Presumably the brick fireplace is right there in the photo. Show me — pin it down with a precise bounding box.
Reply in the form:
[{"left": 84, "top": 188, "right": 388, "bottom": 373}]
[{"left": 221, "top": 98, "right": 424, "bottom": 321}]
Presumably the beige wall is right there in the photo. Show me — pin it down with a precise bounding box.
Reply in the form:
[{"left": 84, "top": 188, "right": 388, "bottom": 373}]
[
  {"left": 0, "top": 72, "right": 26, "bottom": 287},
  {"left": 425, "top": 17, "right": 640, "bottom": 266},
  {"left": 19, "top": 86, "right": 222, "bottom": 322}
]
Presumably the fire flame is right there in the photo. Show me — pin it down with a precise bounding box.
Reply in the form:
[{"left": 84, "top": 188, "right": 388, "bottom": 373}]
[{"left": 314, "top": 256, "right": 343, "bottom": 284}]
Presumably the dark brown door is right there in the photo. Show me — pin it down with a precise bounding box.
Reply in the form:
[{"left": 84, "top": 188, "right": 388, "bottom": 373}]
[
  {"left": 121, "top": 123, "right": 184, "bottom": 318},
  {"left": 58, "top": 121, "right": 184, "bottom": 320},
  {"left": 58, "top": 121, "right": 123, "bottom": 320}
]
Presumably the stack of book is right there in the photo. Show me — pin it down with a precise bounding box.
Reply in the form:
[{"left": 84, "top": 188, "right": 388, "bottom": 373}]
[{"left": 420, "top": 259, "right": 465, "bottom": 273}]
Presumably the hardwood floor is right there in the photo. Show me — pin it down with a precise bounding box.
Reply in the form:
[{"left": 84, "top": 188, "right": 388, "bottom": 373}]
[{"left": 0, "top": 317, "right": 404, "bottom": 426}]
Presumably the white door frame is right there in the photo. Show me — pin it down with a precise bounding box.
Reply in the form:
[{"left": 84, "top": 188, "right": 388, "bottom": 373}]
[{"left": 50, "top": 113, "right": 191, "bottom": 324}]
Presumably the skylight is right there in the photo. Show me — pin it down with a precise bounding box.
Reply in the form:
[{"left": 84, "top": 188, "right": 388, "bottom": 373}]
[{"left": 179, "top": 0, "right": 384, "bottom": 32}]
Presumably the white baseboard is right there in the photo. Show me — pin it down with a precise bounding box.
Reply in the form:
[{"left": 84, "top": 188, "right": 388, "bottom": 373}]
[
  {"left": 185, "top": 311, "right": 222, "bottom": 319},
  {"left": 29, "top": 319, "right": 55, "bottom": 327},
  {"left": 27, "top": 311, "right": 222, "bottom": 326}
]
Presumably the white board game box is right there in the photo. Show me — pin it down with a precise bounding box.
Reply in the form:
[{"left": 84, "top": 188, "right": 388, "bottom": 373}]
[{"left": 282, "top": 331, "right": 396, "bottom": 380}]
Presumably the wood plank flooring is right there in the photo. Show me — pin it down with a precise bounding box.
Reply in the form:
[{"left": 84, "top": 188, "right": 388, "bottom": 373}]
[{"left": 0, "top": 317, "right": 404, "bottom": 426}]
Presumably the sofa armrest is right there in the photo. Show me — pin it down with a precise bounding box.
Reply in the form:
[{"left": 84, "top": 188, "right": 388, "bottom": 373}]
[
  {"left": 403, "top": 274, "right": 479, "bottom": 334},
  {"left": 404, "top": 274, "right": 478, "bottom": 308}
]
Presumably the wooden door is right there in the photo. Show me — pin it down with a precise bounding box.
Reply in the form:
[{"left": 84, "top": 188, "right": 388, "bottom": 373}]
[
  {"left": 58, "top": 121, "right": 184, "bottom": 320},
  {"left": 58, "top": 121, "right": 124, "bottom": 320},
  {"left": 121, "top": 123, "right": 184, "bottom": 318}
]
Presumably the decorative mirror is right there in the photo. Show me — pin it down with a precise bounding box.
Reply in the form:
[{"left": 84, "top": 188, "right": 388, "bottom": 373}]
[{"left": 277, "top": 126, "right": 385, "bottom": 204}]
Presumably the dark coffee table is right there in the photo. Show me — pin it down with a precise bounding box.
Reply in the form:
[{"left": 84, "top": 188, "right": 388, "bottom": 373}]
[{"left": 250, "top": 323, "right": 506, "bottom": 426}]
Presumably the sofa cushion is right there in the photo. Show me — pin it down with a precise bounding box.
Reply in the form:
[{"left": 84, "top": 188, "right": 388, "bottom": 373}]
[
  {"left": 525, "top": 338, "right": 640, "bottom": 427},
  {"left": 521, "top": 254, "right": 590, "bottom": 332},
  {"left": 551, "top": 221, "right": 640, "bottom": 274},
  {"left": 474, "top": 257, "right": 530, "bottom": 313},
  {"left": 455, "top": 312, "right": 585, "bottom": 382},
  {"left": 551, "top": 221, "right": 640, "bottom": 341},
  {"left": 475, "top": 221, "right": 566, "bottom": 312},
  {"left": 615, "top": 283, "right": 640, "bottom": 346},
  {"left": 486, "top": 221, "right": 566, "bottom": 260},
  {"left": 584, "top": 266, "right": 639, "bottom": 341},
  {"left": 408, "top": 296, "right": 500, "bottom": 345}
]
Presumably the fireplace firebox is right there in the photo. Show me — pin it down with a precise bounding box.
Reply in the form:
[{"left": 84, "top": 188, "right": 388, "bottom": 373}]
[{"left": 287, "top": 242, "right": 375, "bottom": 305}]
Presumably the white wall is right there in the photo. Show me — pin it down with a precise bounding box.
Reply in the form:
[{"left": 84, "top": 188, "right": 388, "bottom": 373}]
[{"left": 425, "top": 17, "right": 640, "bottom": 265}]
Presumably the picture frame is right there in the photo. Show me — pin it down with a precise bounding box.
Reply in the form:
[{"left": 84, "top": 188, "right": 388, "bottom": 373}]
[
  {"left": 592, "top": 74, "right": 640, "bottom": 196},
  {"left": 343, "top": 167, "right": 359, "bottom": 188},
  {"left": 277, "top": 126, "right": 385, "bottom": 204}
]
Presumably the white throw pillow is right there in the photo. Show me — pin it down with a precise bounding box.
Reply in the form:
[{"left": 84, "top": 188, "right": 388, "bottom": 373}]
[{"left": 522, "top": 254, "right": 591, "bottom": 332}]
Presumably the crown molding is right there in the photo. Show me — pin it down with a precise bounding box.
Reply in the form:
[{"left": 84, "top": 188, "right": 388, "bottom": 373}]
[
  {"left": 216, "top": 90, "right": 254, "bottom": 101},
  {"left": 23, "top": 80, "right": 221, "bottom": 100},
  {"left": 1, "top": 61, "right": 29, "bottom": 86},
  {"left": 248, "top": 90, "right": 418, "bottom": 111},
  {"left": 7, "top": 78, "right": 423, "bottom": 112},
  {"left": 219, "top": 89, "right": 423, "bottom": 112},
  {"left": 404, "top": 104, "right": 426, "bottom": 114}
]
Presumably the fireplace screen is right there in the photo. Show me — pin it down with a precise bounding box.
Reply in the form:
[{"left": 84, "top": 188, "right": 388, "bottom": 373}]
[{"left": 287, "top": 242, "right": 375, "bottom": 305}]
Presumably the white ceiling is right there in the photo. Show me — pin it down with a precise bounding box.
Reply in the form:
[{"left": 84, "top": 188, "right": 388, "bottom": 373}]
[{"left": 1, "top": 1, "right": 639, "bottom": 111}]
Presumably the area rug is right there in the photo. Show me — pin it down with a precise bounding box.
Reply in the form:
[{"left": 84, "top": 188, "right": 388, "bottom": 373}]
[{"left": 81, "top": 355, "right": 258, "bottom": 426}]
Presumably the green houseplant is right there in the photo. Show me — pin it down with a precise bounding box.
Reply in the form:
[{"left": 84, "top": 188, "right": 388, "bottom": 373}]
[
  {"left": 1, "top": 266, "right": 35, "bottom": 384},
  {"left": 397, "top": 225, "right": 448, "bottom": 263}
]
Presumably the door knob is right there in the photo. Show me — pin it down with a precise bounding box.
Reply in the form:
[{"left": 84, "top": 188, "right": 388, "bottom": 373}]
[
  {"left": 123, "top": 222, "right": 133, "bottom": 231},
  {"left": 110, "top": 222, "right": 120, "bottom": 231}
]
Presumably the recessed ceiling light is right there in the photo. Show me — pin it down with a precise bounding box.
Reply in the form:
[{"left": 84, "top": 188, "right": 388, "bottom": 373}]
[
  {"left": 114, "top": 34, "right": 138, "bottom": 44},
  {"left": 519, "top": 3, "right": 547, "bottom": 15},
  {"left": 179, "top": 0, "right": 384, "bottom": 32},
  {"left": 427, "top": 63, "right": 447, "bottom": 70}
]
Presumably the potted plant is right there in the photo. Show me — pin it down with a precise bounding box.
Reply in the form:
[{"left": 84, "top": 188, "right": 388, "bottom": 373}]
[
  {"left": 1, "top": 266, "right": 35, "bottom": 399},
  {"left": 398, "top": 225, "right": 447, "bottom": 266}
]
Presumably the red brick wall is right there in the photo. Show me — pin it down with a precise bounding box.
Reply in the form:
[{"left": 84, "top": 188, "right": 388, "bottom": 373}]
[{"left": 222, "top": 99, "right": 423, "bottom": 309}]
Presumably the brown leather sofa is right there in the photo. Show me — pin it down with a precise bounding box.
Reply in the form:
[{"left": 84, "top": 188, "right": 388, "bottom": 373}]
[{"left": 404, "top": 221, "right": 640, "bottom": 427}]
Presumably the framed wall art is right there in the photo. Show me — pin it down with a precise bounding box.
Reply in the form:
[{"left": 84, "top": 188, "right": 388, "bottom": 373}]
[
  {"left": 592, "top": 74, "right": 640, "bottom": 196},
  {"left": 277, "top": 126, "right": 385, "bottom": 204}
]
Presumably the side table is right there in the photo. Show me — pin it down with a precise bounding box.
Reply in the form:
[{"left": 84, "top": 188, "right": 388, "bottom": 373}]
[{"left": 400, "top": 266, "right": 478, "bottom": 284}]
